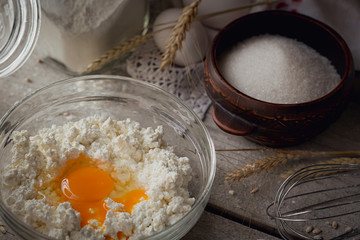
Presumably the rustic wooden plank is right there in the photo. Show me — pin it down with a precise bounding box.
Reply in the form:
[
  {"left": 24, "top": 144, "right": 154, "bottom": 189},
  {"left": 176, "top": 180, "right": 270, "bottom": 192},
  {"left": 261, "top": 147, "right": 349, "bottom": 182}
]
[
  {"left": 183, "top": 210, "right": 281, "bottom": 240},
  {"left": 0, "top": 56, "right": 68, "bottom": 116}
]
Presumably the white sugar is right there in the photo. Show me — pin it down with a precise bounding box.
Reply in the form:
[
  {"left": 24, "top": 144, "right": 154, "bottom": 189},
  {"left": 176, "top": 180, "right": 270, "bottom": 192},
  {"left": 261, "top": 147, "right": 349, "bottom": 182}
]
[{"left": 219, "top": 34, "right": 341, "bottom": 104}]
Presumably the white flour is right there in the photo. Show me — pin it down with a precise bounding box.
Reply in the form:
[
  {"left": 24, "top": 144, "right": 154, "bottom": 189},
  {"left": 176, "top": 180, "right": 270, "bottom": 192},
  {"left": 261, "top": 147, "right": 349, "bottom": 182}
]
[
  {"left": 2, "top": 115, "right": 194, "bottom": 239},
  {"left": 40, "top": 0, "right": 126, "bottom": 33}
]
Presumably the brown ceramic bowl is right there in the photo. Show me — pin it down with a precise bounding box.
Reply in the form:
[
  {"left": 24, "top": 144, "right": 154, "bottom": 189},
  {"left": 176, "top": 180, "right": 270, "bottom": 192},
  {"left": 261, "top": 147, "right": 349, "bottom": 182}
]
[{"left": 204, "top": 10, "right": 355, "bottom": 147}]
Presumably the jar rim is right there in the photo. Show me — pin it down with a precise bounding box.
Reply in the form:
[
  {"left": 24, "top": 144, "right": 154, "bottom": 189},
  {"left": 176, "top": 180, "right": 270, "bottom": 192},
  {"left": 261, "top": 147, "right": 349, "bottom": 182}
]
[{"left": 0, "top": 0, "right": 41, "bottom": 78}]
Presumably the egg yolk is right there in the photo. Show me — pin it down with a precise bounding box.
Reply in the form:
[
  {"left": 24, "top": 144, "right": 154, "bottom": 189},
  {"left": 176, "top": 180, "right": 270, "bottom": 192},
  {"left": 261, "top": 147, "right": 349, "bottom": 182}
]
[
  {"left": 62, "top": 167, "right": 114, "bottom": 201},
  {"left": 113, "top": 189, "right": 148, "bottom": 213},
  {"left": 59, "top": 154, "right": 148, "bottom": 228},
  {"left": 61, "top": 166, "right": 114, "bottom": 226}
]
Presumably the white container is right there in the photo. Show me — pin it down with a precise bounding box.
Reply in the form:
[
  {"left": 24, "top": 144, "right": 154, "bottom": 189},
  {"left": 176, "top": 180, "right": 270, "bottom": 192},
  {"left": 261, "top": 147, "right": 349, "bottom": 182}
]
[{"left": 36, "top": 0, "right": 149, "bottom": 74}]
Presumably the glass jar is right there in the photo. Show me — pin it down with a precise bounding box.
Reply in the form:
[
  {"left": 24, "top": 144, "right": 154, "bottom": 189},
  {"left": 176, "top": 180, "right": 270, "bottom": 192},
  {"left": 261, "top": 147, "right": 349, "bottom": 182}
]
[
  {"left": 36, "top": 0, "right": 149, "bottom": 75},
  {"left": 0, "top": 0, "right": 41, "bottom": 78}
]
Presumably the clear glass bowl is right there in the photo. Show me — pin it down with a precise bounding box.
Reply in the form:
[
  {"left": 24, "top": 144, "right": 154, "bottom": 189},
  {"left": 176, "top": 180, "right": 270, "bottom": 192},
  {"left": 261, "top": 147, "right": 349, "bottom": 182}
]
[
  {"left": 0, "top": 0, "right": 40, "bottom": 78},
  {"left": 0, "top": 75, "right": 216, "bottom": 239}
]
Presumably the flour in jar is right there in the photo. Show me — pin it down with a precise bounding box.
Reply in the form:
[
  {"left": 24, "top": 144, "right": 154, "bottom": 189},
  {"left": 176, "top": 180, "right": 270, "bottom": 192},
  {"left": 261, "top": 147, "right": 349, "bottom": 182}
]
[
  {"left": 2, "top": 115, "right": 194, "bottom": 239},
  {"left": 37, "top": 0, "right": 148, "bottom": 73}
]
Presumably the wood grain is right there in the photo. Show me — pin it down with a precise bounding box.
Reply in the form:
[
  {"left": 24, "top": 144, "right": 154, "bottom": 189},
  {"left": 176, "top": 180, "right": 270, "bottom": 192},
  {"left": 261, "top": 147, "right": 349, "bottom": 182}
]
[{"left": 0, "top": 48, "right": 359, "bottom": 239}]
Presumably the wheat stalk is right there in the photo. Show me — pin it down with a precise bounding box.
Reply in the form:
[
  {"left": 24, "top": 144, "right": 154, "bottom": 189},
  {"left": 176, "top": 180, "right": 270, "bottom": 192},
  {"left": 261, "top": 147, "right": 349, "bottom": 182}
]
[
  {"left": 196, "top": 0, "right": 279, "bottom": 21},
  {"left": 225, "top": 153, "right": 294, "bottom": 182},
  {"left": 222, "top": 149, "right": 360, "bottom": 182},
  {"left": 160, "top": 0, "right": 201, "bottom": 69},
  {"left": 84, "top": 33, "right": 155, "bottom": 73}
]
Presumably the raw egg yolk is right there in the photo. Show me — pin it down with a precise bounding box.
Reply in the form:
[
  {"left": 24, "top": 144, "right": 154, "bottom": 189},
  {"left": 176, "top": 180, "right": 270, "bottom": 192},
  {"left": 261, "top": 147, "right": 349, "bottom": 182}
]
[
  {"left": 59, "top": 154, "right": 149, "bottom": 228},
  {"left": 113, "top": 189, "right": 149, "bottom": 213},
  {"left": 62, "top": 167, "right": 114, "bottom": 201},
  {"left": 61, "top": 166, "right": 114, "bottom": 226}
]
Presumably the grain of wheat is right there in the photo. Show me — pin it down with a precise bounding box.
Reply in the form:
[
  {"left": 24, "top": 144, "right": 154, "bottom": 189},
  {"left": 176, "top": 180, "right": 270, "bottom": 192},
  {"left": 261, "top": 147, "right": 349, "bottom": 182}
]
[
  {"left": 331, "top": 221, "right": 338, "bottom": 229},
  {"left": 305, "top": 226, "right": 313, "bottom": 233},
  {"left": 250, "top": 187, "right": 259, "bottom": 194}
]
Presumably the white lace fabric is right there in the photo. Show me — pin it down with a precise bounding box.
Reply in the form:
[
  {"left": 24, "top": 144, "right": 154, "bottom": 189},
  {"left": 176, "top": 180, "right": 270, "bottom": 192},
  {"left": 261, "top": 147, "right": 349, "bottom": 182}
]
[{"left": 126, "top": 40, "right": 211, "bottom": 120}]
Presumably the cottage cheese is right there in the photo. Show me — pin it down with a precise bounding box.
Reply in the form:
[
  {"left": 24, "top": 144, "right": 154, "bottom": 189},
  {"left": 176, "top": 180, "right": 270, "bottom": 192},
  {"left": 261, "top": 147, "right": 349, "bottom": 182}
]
[{"left": 2, "top": 115, "right": 194, "bottom": 239}]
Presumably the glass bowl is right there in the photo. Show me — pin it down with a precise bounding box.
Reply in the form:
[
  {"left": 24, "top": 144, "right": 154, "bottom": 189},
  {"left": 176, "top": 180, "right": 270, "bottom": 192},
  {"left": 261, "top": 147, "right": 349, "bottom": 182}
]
[{"left": 0, "top": 75, "right": 216, "bottom": 239}]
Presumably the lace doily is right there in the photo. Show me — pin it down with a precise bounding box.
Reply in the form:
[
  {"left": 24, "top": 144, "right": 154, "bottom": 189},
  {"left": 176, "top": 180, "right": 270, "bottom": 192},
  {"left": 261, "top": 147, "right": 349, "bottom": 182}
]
[{"left": 126, "top": 40, "right": 211, "bottom": 119}]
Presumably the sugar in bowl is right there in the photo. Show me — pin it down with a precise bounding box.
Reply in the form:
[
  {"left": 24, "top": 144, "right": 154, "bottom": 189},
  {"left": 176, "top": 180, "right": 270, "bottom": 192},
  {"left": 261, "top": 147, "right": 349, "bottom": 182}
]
[{"left": 204, "top": 10, "right": 355, "bottom": 147}]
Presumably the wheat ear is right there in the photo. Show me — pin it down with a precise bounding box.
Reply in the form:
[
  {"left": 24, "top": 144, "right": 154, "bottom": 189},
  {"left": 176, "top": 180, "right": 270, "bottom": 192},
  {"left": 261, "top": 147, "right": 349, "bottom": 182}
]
[
  {"left": 84, "top": 33, "right": 154, "bottom": 74},
  {"left": 225, "top": 153, "right": 294, "bottom": 182},
  {"left": 222, "top": 149, "right": 360, "bottom": 182},
  {"left": 160, "top": 0, "right": 201, "bottom": 69}
]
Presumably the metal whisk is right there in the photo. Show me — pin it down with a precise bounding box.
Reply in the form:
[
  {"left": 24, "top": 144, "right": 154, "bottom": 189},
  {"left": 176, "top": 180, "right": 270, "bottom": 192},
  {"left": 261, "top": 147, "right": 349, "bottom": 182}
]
[{"left": 267, "top": 164, "right": 360, "bottom": 240}]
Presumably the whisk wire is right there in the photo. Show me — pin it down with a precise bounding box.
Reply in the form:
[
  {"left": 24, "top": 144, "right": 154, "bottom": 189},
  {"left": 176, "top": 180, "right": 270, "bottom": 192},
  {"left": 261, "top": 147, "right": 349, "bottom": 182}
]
[
  {"left": 267, "top": 163, "right": 360, "bottom": 240},
  {"left": 278, "top": 193, "right": 360, "bottom": 221}
]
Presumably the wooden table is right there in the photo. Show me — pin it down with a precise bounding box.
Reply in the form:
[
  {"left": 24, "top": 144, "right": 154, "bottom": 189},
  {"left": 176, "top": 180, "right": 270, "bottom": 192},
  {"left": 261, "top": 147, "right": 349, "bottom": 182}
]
[{"left": 0, "top": 49, "right": 359, "bottom": 240}]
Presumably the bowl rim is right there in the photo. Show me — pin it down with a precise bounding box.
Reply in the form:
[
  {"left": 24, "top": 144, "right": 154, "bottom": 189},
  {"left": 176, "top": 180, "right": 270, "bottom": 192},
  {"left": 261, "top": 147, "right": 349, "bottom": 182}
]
[
  {"left": 209, "top": 10, "right": 354, "bottom": 108},
  {"left": 0, "top": 75, "right": 217, "bottom": 239}
]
